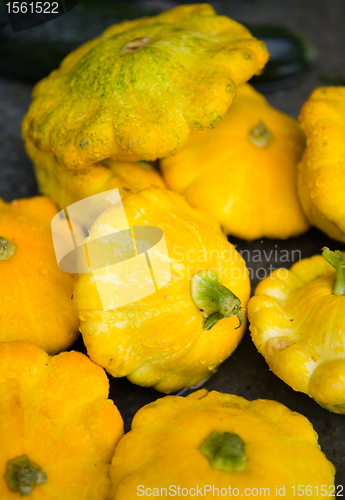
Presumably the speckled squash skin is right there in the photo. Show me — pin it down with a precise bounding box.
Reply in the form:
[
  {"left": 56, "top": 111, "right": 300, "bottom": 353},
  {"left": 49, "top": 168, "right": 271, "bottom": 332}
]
[
  {"left": 24, "top": 137, "right": 166, "bottom": 211},
  {"left": 22, "top": 4, "right": 269, "bottom": 169},
  {"left": 109, "top": 389, "right": 335, "bottom": 499},
  {"left": 161, "top": 84, "right": 308, "bottom": 240},
  {"left": 0, "top": 196, "right": 79, "bottom": 354},
  {"left": 0, "top": 341, "right": 124, "bottom": 499},
  {"left": 248, "top": 255, "right": 345, "bottom": 413},
  {"left": 298, "top": 86, "right": 345, "bottom": 242},
  {"left": 73, "top": 187, "right": 250, "bottom": 394}
]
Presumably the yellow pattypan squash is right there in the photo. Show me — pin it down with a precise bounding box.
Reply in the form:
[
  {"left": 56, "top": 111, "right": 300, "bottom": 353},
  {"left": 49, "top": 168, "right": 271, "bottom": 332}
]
[
  {"left": 298, "top": 86, "right": 345, "bottom": 242},
  {"left": 248, "top": 248, "right": 345, "bottom": 413},
  {"left": 22, "top": 4, "right": 268, "bottom": 169},
  {"left": 110, "top": 389, "right": 335, "bottom": 499},
  {"left": 0, "top": 340, "right": 124, "bottom": 499},
  {"left": 24, "top": 136, "right": 166, "bottom": 211},
  {"left": 161, "top": 84, "right": 308, "bottom": 240},
  {"left": 0, "top": 196, "right": 79, "bottom": 354},
  {"left": 73, "top": 187, "right": 250, "bottom": 393}
]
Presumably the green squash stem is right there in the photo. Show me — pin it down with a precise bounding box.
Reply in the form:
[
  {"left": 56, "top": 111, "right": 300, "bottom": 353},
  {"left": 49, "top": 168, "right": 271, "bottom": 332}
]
[
  {"left": 200, "top": 430, "right": 246, "bottom": 472},
  {"left": 249, "top": 120, "right": 272, "bottom": 147},
  {"left": 5, "top": 455, "right": 47, "bottom": 496},
  {"left": 322, "top": 247, "right": 345, "bottom": 295},
  {"left": 0, "top": 236, "right": 16, "bottom": 261},
  {"left": 191, "top": 270, "right": 243, "bottom": 330}
]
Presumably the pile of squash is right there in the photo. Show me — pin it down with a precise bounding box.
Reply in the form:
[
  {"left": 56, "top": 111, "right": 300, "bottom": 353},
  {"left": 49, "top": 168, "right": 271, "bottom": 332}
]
[{"left": 1, "top": 4, "right": 344, "bottom": 498}]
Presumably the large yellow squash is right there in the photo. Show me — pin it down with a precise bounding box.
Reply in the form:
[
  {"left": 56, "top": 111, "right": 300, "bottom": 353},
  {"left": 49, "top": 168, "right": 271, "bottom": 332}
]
[
  {"left": 161, "top": 84, "right": 308, "bottom": 240},
  {"left": 110, "top": 389, "right": 335, "bottom": 499},
  {"left": 0, "top": 341, "right": 124, "bottom": 499},
  {"left": 298, "top": 86, "right": 345, "bottom": 242},
  {"left": 248, "top": 248, "right": 345, "bottom": 413},
  {"left": 73, "top": 187, "right": 250, "bottom": 393},
  {"left": 0, "top": 196, "right": 79, "bottom": 354},
  {"left": 22, "top": 4, "right": 268, "bottom": 169}
]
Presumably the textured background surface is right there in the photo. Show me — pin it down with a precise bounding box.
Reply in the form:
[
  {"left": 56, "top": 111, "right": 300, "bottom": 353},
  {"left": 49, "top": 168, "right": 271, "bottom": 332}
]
[{"left": 1, "top": 0, "right": 345, "bottom": 486}]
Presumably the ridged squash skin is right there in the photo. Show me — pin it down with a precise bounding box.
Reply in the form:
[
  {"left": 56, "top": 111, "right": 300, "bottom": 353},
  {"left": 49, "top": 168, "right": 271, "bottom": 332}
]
[
  {"left": 0, "top": 196, "right": 79, "bottom": 354},
  {"left": 248, "top": 254, "right": 345, "bottom": 413},
  {"left": 161, "top": 84, "right": 308, "bottom": 240},
  {"left": 110, "top": 389, "right": 335, "bottom": 499},
  {"left": 0, "top": 341, "right": 124, "bottom": 499},
  {"left": 24, "top": 137, "right": 166, "bottom": 211},
  {"left": 298, "top": 86, "right": 345, "bottom": 242},
  {"left": 73, "top": 187, "right": 250, "bottom": 394},
  {"left": 22, "top": 4, "right": 269, "bottom": 168}
]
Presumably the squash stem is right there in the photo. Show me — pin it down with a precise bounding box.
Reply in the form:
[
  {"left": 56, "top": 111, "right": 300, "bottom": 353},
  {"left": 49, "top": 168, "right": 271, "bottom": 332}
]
[
  {"left": 322, "top": 247, "right": 345, "bottom": 295},
  {"left": 191, "top": 270, "right": 243, "bottom": 330},
  {"left": 5, "top": 455, "right": 47, "bottom": 496},
  {"left": 200, "top": 430, "right": 246, "bottom": 472},
  {"left": 249, "top": 121, "right": 272, "bottom": 147},
  {"left": 0, "top": 236, "right": 15, "bottom": 261},
  {"left": 122, "top": 37, "right": 150, "bottom": 53}
]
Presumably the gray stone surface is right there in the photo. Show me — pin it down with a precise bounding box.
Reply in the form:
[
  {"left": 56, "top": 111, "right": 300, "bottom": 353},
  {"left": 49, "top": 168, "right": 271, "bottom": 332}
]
[
  {"left": 0, "top": 80, "right": 36, "bottom": 200},
  {"left": 1, "top": 0, "right": 344, "bottom": 487}
]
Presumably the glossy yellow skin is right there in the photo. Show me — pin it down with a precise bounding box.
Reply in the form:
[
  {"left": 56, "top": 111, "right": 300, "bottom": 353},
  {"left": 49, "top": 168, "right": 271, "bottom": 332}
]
[
  {"left": 298, "top": 86, "right": 345, "bottom": 242},
  {"left": 73, "top": 187, "right": 250, "bottom": 393},
  {"left": 0, "top": 340, "right": 124, "bottom": 499},
  {"left": 22, "top": 4, "right": 268, "bottom": 169},
  {"left": 161, "top": 84, "right": 308, "bottom": 240},
  {"left": 248, "top": 255, "right": 345, "bottom": 413},
  {"left": 24, "top": 137, "right": 166, "bottom": 210},
  {"left": 110, "top": 389, "right": 335, "bottom": 499},
  {"left": 0, "top": 196, "right": 79, "bottom": 354}
]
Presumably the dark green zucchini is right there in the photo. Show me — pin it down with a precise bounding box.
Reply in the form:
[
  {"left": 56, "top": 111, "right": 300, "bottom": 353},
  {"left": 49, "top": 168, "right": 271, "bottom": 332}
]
[{"left": 246, "top": 24, "right": 318, "bottom": 91}]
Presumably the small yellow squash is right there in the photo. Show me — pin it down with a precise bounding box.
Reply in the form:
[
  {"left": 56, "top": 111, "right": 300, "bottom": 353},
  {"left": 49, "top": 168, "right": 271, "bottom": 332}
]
[
  {"left": 0, "top": 340, "right": 124, "bottom": 499},
  {"left": 73, "top": 187, "right": 250, "bottom": 393},
  {"left": 22, "top": 4, "right": 268, "bottom": 168},
  {"left": 110, "top": 389, "right": 335, "bottom": 499},
  {"left": 161, "top": 84, "right": 308, "bottom": 240},
  {"left": 248, "top": 248, "right": 345, "bottom": 413},
  {"left": 0, "top": 196, "right": 79, "bottom": 354},
  {"left": 298, "top": 86, "right": 345, "bottom": 242},
  {"left": 24, "top": 137, "right": 166, "bottom": 211}
]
